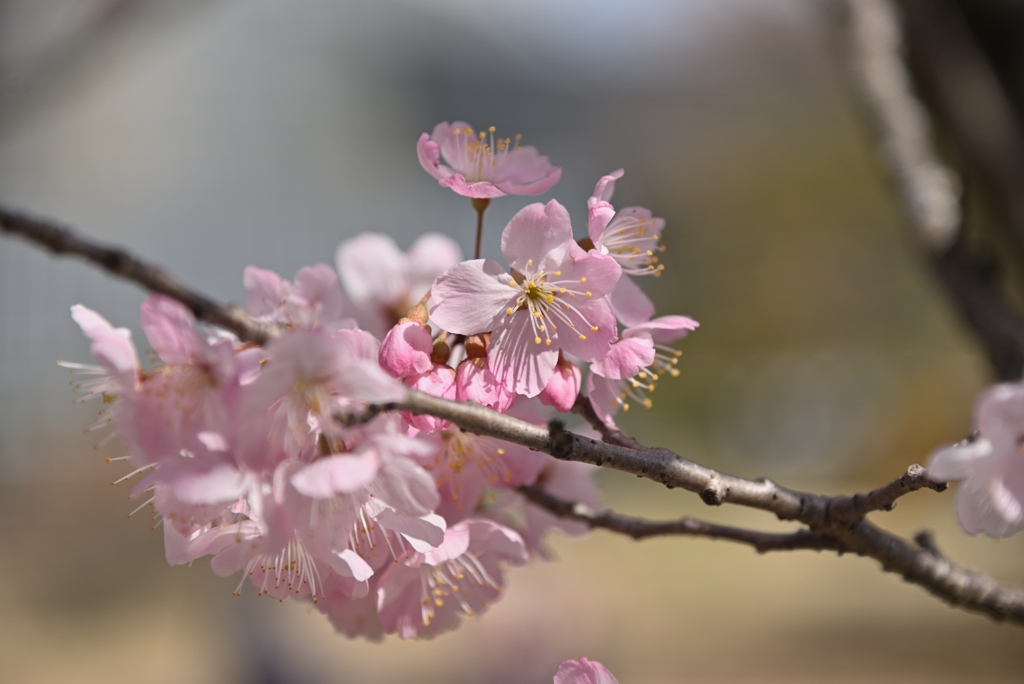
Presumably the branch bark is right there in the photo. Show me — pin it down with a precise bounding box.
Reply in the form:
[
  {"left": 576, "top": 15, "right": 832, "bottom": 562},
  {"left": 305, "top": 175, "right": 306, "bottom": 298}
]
[
  {"left": 518, "top": 484, "right": 840, "bottom": 552},
  {"left": 841, "top": 0, "right": 1024, "bottom": 380},
  {"left": 0, "top": 206, "right": 276, "bottom": 345}
]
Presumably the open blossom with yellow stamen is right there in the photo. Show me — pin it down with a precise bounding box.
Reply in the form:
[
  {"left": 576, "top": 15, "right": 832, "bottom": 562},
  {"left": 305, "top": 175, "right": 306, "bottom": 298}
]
[
  {"left": 417, "top": 121, "right": 562, "bottom": 198},
  {"left": 587, "top": 168, "right": 666, "bottom": 277},
  {"left": 430, "top": 200, "right": 621, "bottom": 397}
]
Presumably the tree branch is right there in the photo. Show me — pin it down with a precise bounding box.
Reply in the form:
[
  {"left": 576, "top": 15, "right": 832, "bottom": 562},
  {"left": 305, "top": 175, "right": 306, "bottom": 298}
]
[
  {"left": 841, "top": 0, "right": 1024, "bottom": 380},
  {"left": 0, "top": 206, "right": 276, "bottom": 345},
  {"left": 517, "top": 484, "right": 840, "bottom": 552}
]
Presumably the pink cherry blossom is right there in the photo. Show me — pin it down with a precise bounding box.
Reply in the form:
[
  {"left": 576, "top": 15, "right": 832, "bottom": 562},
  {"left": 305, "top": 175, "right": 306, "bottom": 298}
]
[
  {"left": 379, "top": 320, "right": 434, "bottom": 378},
  {"left": 928, "top": 383, "right": 1024, "bottom": 537},
  {"left": 587, "top": 315, "right": 698, "bottom": 429},
  {"left": 243, "top": 329, "right": 404, "bottom": 460},
  {"left": 554, "top": 657, "right": 620, "bottom": 684},
  {"left": 538, "top": 357, "right": 582, "bottom": 412},
  {"left": 335, "top": 232, "right": 462, "bottom": 337},
  {"left": 417, "top": 121, "right": 561, "bottom": 198},
  {"left": 376, "top": 519, "right": 528, "bottom": 639},
  {"left": 417, "top": 427, "right": 546, "bottom": 524},
  {"left": 431, "top": 200, "right": 621, "bottom": 397},
  {"left": 587, "top": 168, "right": 666, "bottom": 277},
  {"left": 244, "top": 264, "right": 345, "bottom": 330},
  {"left": 490, "top": 458, "right": 602, "bottom": 560}
]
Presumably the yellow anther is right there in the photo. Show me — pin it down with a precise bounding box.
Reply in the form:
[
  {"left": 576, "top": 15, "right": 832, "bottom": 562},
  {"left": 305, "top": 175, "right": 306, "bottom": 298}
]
[
  {"left": 585, "top": 291, "right": 592, "bottom": 298},
  {"left": 643, "top": 399, "right": 653, "bottom": 408},
  {"left": 489, "top": 126, "right": 496, "bottom": 132},
  {"left": 580, "top": 277, "right": 587, "bottom": 283},
  {"left": 554, "top": 270, "right": 561, "bottom": 276},
  {"left": 535, "top": 336, "right": 542, "bottom": 344},
  {"left": 528, "top": 259, "right": 533, "bottom": 266},
  {"left": 545, "top": 339, "right": 552, "bottom": 346},
  {"left": 591, "top": 326, "right": 598, "bottom": 331},
  {"left": 579, "top": 334, "right": 586, "bottom": 340},
  {"left": 506, "top": 307, "right": 514, "bottom": 315}
]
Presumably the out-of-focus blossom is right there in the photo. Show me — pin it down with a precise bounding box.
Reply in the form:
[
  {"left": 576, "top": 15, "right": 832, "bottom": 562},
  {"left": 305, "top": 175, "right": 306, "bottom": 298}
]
[
  {"left": 417, "top": 121, "right": 561, "bottom": 198},
  {"left": 376, "top": 519, "right": 528, "bottom": 639},
  {"left": 928, "top": 382, "right": 1024, "bottom": 537},
  {"left": 553, "top": 657, "right": 620, "bottom": 684},
  {"left": 244, "top": 264, "right": 346, "bottom": 330},
  {"left": 336, "top": 232, "right": 462, "bottom": 337},
  {"left": 431, "top": 200, "right": 620, "bottom": 397},
  {"left": 456, "top": 353, "right": 516, "bottom": 413}
]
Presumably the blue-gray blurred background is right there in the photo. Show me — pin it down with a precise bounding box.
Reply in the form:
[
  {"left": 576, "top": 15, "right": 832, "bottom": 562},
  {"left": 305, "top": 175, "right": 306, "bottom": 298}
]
[{"left": 1, "top": 1, "right": 1022, "bottom": 682}]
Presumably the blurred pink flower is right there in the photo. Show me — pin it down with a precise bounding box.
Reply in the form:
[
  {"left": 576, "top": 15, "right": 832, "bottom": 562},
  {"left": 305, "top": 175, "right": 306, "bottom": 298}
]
[
  {"left": 379, "top": 320, "right": 434, "bottom": 378},
  {"left": 335, "top": 232, "right": 462, "bottom": 337},
  {"left": 417, "top": 121, "right": 561, "bottom": 198},
  {"left": 376, "top": 519, "right": 527, "bottom": 638},
  {"left": 928, "top": 382, "right": 1024, "bottom": 537},
  {"left": 554, "top": 657, "right": 620, "bottom": 684}
]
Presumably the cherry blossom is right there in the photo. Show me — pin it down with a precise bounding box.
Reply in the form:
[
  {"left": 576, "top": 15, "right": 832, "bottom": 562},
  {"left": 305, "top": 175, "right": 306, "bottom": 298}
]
[
  {"left": 244, "top": 264, "right": 346, "bottom": 330},
  {"left": 335, "top": 232, "right": 462, "bottom": 337},
  {"left": 417, "top": 121, "right": 561, "bottom": 198},
  {"left": 431, "top": 200, "right": 621, "bottom": 396},
  {"left": 553, "top": 657, "right": 620, "bottom": 684},
  {"left": 587, "top": 169, "right": 666, "bottom": 277},
  {"left": 928, "top": 382, "right": 1024, "bottom": 537},
  {"left": 375, "top": 519, "right": 528, "bottom": 638}
]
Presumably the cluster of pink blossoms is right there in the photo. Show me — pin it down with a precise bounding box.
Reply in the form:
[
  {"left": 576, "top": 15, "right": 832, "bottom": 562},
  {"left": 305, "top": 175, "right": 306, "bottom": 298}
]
[{"left": 63, "top": 122, "right": 696, "bottom": 644}]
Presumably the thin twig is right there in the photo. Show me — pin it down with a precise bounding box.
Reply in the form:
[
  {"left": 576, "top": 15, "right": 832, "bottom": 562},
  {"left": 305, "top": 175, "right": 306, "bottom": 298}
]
[
  {"left": 518, "top": 485, "right": 840, "bottom": 552},
  {"left": 0, "top": 206, "right": 276, "bottom": 345}
]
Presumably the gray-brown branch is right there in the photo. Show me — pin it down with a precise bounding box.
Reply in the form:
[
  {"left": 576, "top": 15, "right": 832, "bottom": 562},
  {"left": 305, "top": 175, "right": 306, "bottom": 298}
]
[
  {"left": 4, "top": 203, "right": 1024, "bottom": 624},
  {"left": 392, "top": 389, "right": 1024, "bottom": 624},
  {"left": 0, "top": 206, "right": 276, "bottom": 345},
  {"left": 517, "top": 484, "right": 840, "bottom": 552}
]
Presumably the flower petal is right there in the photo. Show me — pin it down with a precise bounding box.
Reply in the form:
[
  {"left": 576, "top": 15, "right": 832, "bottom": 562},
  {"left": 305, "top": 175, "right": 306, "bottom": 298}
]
[
  {"left": 501, "top": 200, "right": 574, "bottom": 274},
  {"left": 430, "top": 259, "right": 518, "bottom": 335}
]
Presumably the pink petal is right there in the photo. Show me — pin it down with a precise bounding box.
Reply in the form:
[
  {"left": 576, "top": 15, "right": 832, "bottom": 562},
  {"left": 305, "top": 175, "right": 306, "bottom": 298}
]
[
  {"left": 243, "top": 266, "right": 287, "bottom": 317},
  {"left": 555, "top": 298, "right": 618, "bottom": 363},
  {"left": 497, "top": 162, "right": 561, "bottom": 195},
  {"left": 489, "top": 313, "right": 560, "bottom": 398},
  {"left": 586, "top": 373, "right": 622, "bottom": 431},
  {"left": 557, "top": 250, "right": 622, "bottom": 301},
  {"left": 416, "top": 132, "right": 451, "bottom": 181},
  {"left": 379, "top": 321, "right": 434, "bottom": 378},
  {"left": 439, "top": 174, "right": 506, "bottom": 198},
  {"left": 456, "top": 357, "right": 516, "bottom": 412},
  {"left": 501, "top": 200, "right": 574, "bottom": 274},
  {"left": 590, "top": 334, "right": 655, "bottom": 380},
  {"left": 70, "top": 304, "right": 138, "bottom": 391},
  {"left": 140, "top": 295, "right": 198, "bottom": 365},
  {"left": 553, "top": 657, "right": 621, "bottom": 684},
  {"left": 402, "top": 365, "right": 457, "bottom": 433},
  {"left": 538, "top": 361, "right": 582, "bottom": 412},
  {"left": 408, "top": 233, "right": 464, "bottom": 296},
  {"left": 291, "top": 452, "right": 382, "bottom": 498},
  {"left": 335, "top": 233, "right": 409, "bottom": 307},
  {"left": 587, "top": 200, "right": 616, "bottom": 246},
  {"left": 589, "top": 168, "right": 624, "bottom": 206},
  {"left": 627, "top": 315, "right": 699, "bottom": 344},
  {"left": 293, "top": 264, "right": 344, "bottom": 322},
  {"left": 609, "top": 275, "right": 655, "bottom": 326},
  {"left": 430, "top": 259, "right": 519, "bottom": 335}
]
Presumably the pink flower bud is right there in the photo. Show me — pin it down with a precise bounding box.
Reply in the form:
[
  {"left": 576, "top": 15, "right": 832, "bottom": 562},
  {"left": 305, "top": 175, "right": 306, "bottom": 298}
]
[
  {"left": 402, "top": 365, "right": 457, "bottom": 433},
  {"left": 456, "top": 356, "right": 516, "bottom": 413},
  {"left": 379, "top": 321, "right": 433, "bottom": 378},
  {"left": 538, "top": 359, "right": 581, "bottom": 413}
]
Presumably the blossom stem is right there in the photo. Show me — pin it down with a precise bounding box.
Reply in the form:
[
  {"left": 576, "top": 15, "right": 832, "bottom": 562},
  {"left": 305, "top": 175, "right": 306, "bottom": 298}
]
[{"left": 471, "top": 197, "right": 490, "bottom": 259}]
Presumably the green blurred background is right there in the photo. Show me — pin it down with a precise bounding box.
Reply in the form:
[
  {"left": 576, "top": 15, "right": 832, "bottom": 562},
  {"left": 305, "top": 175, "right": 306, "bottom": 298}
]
[{"left": 1, "top": 1, "right": 1021, "bottom": 682}]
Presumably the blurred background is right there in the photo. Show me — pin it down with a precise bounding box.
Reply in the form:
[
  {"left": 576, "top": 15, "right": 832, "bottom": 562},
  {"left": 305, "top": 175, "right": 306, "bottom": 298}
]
[{"left": 1, "top": 1, "right": 1022, "bottom": 682}]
